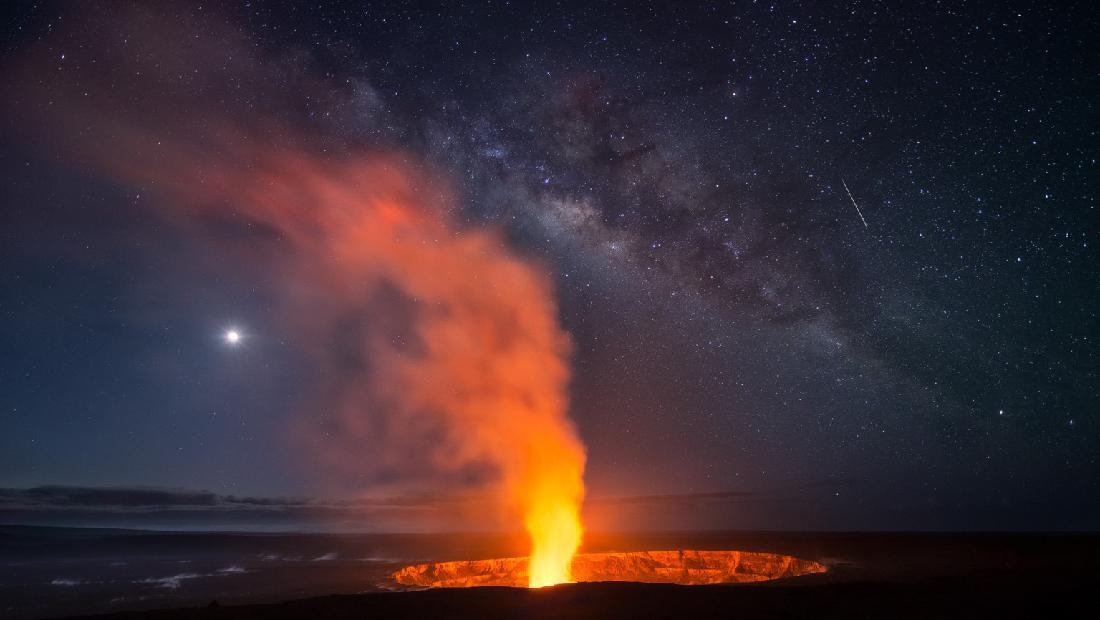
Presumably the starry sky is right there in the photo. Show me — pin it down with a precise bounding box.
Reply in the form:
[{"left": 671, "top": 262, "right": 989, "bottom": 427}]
[{"left": 1, "top": 1, "right": 1097, "bottom": 531}]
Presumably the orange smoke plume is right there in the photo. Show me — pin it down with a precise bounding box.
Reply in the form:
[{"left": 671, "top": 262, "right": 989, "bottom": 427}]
[
  {"left": 221, "top": 154, "right": 587, "bottom": 588},
  {"left": 7, "top": 4, "right": 585, "bottom": 586}
]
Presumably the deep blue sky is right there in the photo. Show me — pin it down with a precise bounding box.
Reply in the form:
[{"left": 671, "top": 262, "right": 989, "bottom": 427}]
[{"left": 1, "top": 1, "right": 1097, "bottom": 531}]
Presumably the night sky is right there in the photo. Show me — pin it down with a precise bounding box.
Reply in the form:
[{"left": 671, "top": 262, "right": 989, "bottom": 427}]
[{"left": 1, "top": 1, "right": 1097, "bottom": 532}]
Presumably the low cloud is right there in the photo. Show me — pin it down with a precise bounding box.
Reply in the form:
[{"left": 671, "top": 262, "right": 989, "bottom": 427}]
[
  {"left": 0, "top": 485, "right": 484, "bottom": 531},
  {"left": 0, "top": 486, "right": 772, "bottom": 532}
]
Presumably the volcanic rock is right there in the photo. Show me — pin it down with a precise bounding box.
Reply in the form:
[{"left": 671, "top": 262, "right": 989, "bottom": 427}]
[{"left": 392, "top": 549, "right": 826, "bottom": 588}]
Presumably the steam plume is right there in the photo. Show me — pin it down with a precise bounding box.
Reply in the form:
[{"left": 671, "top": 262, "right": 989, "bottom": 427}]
[{"left": 7, "top": 4, "right": 586, "bottom": 584}]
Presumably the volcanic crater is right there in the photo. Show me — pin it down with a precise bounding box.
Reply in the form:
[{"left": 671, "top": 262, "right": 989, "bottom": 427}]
[{"left": 393, "top": 549, "right": 827, "bottom": 588}]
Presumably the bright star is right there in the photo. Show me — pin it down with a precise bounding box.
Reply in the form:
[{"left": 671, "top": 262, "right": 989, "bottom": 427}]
[{"left": 224, "top": 329, "right": 242, "bottom": 345}]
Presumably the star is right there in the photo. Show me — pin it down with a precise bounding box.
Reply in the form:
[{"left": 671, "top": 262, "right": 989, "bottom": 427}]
[{"left": 224, "top": 329, "right": 242, "bottom": 345}]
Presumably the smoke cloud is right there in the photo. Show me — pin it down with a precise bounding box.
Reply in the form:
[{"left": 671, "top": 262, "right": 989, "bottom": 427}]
[{"left": 7, "top": 4, "right": 586, "bottom": 553}]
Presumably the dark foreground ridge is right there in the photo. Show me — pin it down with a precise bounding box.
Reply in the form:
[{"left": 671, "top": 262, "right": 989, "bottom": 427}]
[
  {"left": 61, "top": 574, "right": 1095, "bottom": 620},
  {"left": 8, "top": 529, "right": 1091, "bottom": 615},
  {"left": 59, "top": 533, "right": 1100, "bottom": 620}
]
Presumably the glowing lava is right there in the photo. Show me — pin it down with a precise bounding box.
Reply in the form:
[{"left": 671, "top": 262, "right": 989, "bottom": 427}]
[
  {"left": 393, "top": 550, "right": 828, "bottom": 588},
  {"left": 517, "top": 430, "right": 585, "bottom": 587},
  {"left": 525, "top": 484, "right": 583, "bottom": 587},
  {"left": 526, "top": 507, "right": 581, "bottom": 587}
]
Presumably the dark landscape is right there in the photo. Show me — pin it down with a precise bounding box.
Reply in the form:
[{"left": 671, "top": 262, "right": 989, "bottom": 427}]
[{"left": 3, "top": 527, "right": 1099, "bottom": 619}]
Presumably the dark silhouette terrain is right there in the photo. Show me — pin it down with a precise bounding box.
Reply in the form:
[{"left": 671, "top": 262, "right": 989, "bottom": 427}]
[{"left": 51, "top": 532, "right": 1100, "bottom": 619}]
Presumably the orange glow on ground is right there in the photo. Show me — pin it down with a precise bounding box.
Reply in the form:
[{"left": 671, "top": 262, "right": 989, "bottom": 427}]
[{"left": 393, "top": 550, "right": 828, "bottom": 588}]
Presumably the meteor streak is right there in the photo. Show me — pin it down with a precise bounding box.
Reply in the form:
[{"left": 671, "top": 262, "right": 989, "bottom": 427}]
[{"left": 842, "top": 178, "right": 869, "bottom": 228}]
